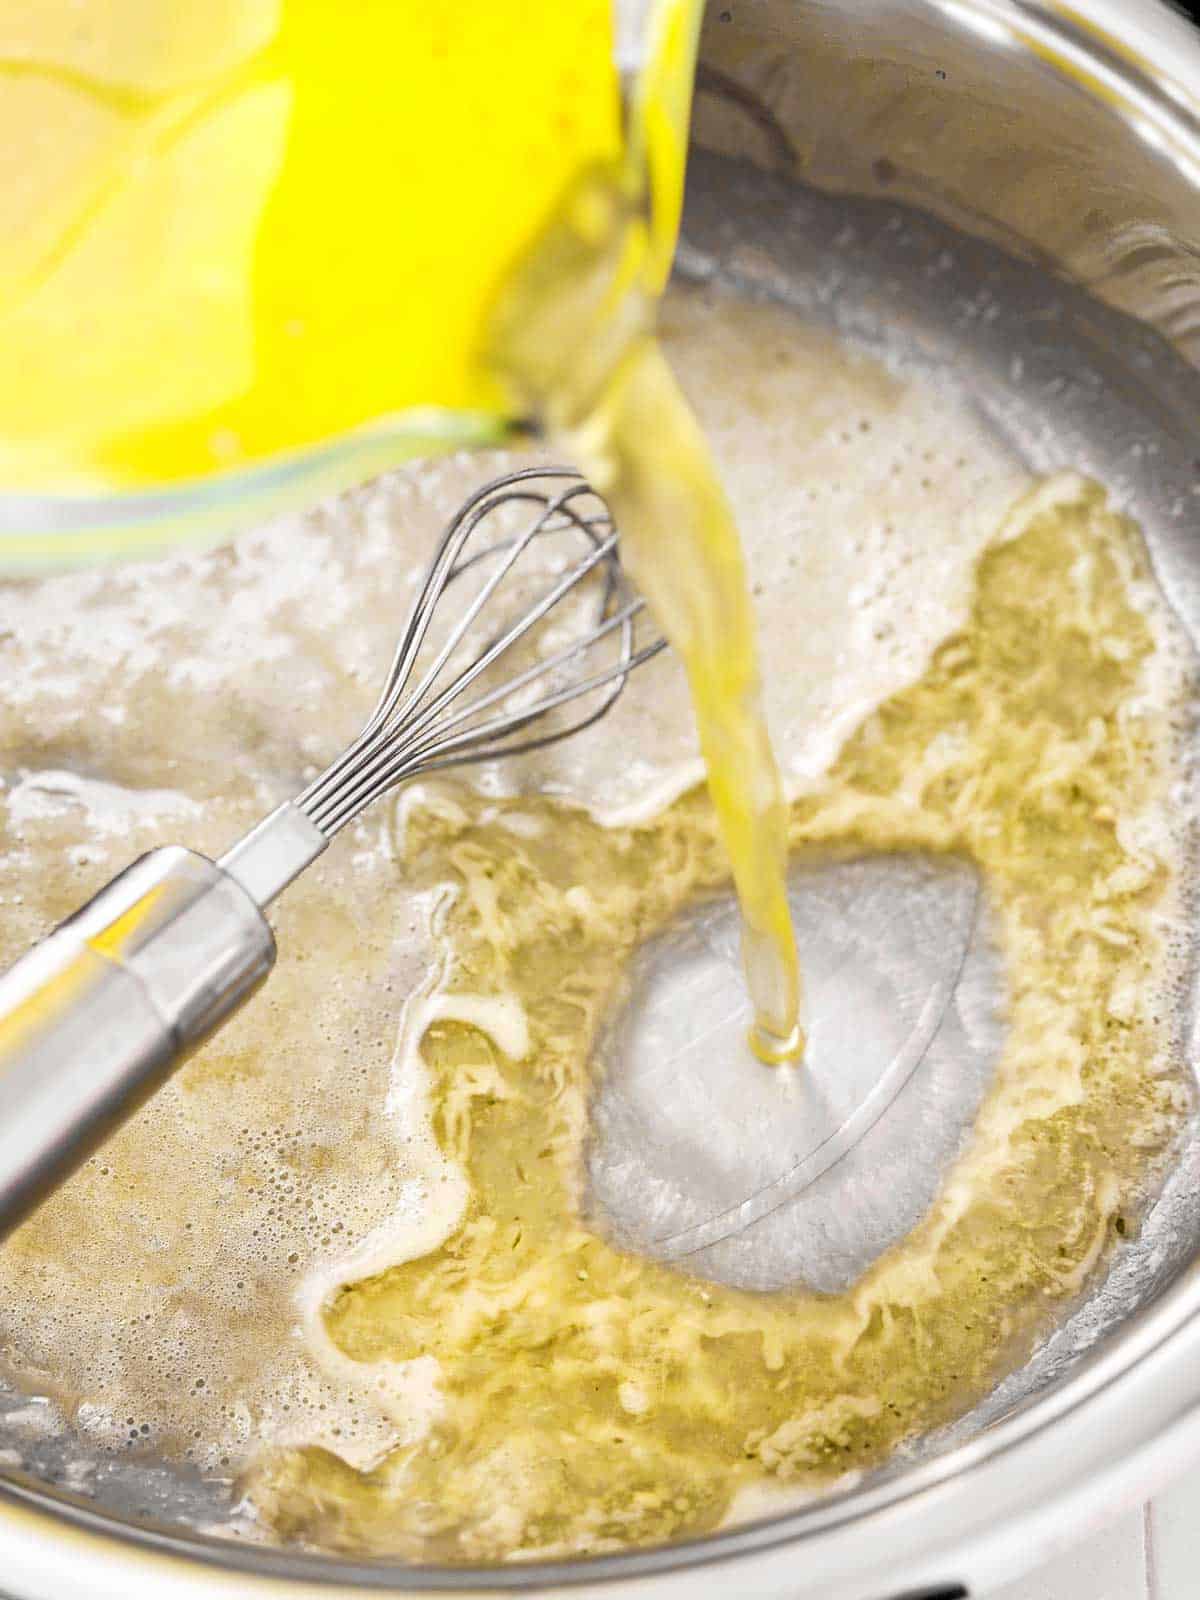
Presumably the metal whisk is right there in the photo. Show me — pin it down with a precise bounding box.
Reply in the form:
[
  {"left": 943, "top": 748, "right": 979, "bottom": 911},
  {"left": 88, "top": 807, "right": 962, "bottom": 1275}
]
[{"left": 0, "top": 469, "right": 664, "bottom": 1239}]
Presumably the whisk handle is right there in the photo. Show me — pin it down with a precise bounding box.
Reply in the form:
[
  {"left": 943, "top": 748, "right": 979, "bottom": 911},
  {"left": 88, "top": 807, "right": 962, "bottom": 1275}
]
[{"left": 0, "top": 848, "right": 275, "bottom": 1239}]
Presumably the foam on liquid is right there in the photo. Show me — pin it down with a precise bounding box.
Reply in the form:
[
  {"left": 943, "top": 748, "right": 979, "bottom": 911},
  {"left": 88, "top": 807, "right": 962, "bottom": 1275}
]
[{"left": 0, "top": 287, "right": 1191, "bottom": 1559}]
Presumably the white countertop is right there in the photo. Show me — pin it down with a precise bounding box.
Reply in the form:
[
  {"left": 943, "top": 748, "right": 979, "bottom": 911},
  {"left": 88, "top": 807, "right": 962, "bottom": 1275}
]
[{"left": 996, "top": 1456, "right": 1200, "bottom": 1599}]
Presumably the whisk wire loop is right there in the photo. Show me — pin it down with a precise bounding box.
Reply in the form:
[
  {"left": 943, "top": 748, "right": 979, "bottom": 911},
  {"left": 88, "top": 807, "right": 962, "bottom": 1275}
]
[{"left": 295, "top": 469, "right": 664, "bottom": 838}]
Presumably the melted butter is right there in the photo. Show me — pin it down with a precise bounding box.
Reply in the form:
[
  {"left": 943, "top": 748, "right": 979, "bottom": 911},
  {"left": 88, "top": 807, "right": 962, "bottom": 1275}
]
[
  {"left": 0, "top": 1, "right": 620, "bottom": 488},
  {"left": 571, "top": 335, "right": 802, "bottom": 1052},
  {"left": 243, "top": 476, "right": 1193, "bottom": 1559}
]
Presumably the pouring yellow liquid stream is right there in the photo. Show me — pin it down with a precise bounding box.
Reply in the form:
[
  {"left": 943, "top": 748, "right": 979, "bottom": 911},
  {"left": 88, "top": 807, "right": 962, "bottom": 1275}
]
[
  {"left": 487, "top": 156, "right": 803, "bottom": 1055},
  {"left": 0, "top": 0, "right": 801, "bottom": 1057},
  {"left": 584, "top": 344, "right": 802, "bottom": 1056}
]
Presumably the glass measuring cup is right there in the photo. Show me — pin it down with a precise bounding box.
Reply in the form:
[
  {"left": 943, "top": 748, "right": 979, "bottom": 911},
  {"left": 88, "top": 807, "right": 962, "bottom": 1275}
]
[{"left": 0, "top": 0, "right": 699, "bottom": 567}]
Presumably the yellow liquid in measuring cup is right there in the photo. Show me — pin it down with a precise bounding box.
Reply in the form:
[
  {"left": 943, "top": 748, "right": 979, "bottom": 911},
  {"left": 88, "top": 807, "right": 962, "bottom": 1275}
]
[
  {"left": 0, "top": 0, "right": 801, "bottom": 1053},
  {"left": 0, "top": 1, "right": 620, "bottom": 487}
]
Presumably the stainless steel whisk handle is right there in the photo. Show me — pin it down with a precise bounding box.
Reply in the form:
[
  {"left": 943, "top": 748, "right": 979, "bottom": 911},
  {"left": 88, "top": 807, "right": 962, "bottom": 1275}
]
[
  {"left": 0, "top": 802, "right": 328, "bottom": 1240},
  {"left": 0, "top": 847, "right": 276, "bottom": 1238}
]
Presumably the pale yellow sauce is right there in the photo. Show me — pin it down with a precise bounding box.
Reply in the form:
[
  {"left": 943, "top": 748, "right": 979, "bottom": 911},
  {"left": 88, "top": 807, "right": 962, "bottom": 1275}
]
[{"left": 0, "top": 456, "right": 1189, "bottom": 1559}]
